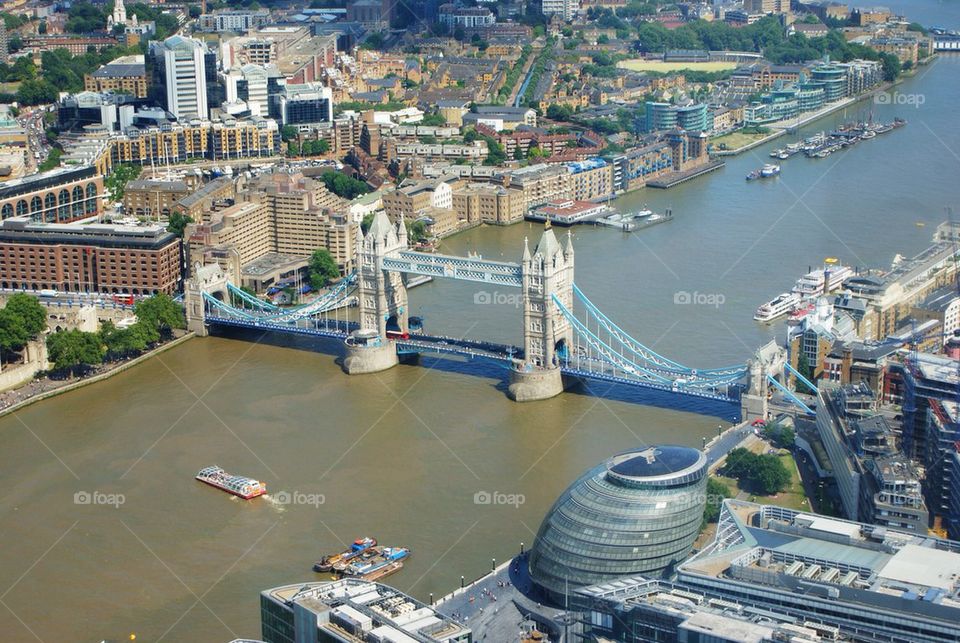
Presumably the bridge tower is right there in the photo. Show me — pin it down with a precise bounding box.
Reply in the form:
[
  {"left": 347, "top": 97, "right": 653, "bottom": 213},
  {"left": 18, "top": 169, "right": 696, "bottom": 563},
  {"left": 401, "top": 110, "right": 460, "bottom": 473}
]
[
  {"left": 184, "top": 263, "right": 229, "bottom": 337},
  {"left": 740, "top": 340, "right": 787, "bottom": 421},
  {"left": 509, "top": 223, "right": 574, "bottom": 401},
  {"left": 343, "top": 212, "right": 408, "bottom": 374}
]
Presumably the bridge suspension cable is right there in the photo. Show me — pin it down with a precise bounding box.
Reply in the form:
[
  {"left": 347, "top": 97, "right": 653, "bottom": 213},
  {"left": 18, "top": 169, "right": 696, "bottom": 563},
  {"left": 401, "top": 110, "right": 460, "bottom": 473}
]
[
  {"left": 555, "top": 290, "right": 747, "bottom": 391},
  {"left": 571, "top": 283, "right": 747, "bottom": 377}
]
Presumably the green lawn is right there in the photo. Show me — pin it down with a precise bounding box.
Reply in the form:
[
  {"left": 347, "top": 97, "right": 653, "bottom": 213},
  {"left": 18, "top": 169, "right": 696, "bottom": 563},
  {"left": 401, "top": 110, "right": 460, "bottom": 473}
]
[
  {"left": 713, "top": 452, "right": 811, "bottom": 512},
  {"left": 710, "top": 130, "right": 774, "bottom": 151}
]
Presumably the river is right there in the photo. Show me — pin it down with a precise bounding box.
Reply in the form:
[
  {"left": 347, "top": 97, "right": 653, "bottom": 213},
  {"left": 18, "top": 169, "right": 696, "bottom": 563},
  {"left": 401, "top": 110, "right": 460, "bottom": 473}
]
[{"left": 1, "top": 50, "right": 959, "bottom": 643}]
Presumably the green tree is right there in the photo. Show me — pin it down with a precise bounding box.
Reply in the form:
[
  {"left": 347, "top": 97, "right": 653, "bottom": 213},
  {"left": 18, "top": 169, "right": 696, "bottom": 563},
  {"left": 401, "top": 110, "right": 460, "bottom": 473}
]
[
  {"left": 4, "top": 293, "right": 46, "bottom": 338},
  {"left": 166, "top": 210, "right": 194, "bottom": 237},
  {"left": 763, "top": 422, "right": 796, "bottom": 449},
  {"left": 320, "top": 171, "right": 371, "bottom": 199},
  {"left": 104, "top": 164, "right": 142, "bottom": 202},
  {"left": 280, "top": 125, "right": 298, "bottom": 141},
  {"left": 0, "top": 307, "right": 30, "bottom": 355},
  {"left": 703, "top": 478, "right": 731, "bottom": 526},
  {"left": 134, "top": 294, "right": 185, "bottom": 340},
  {"left": 308, "top": 249, "right": 340, "bottom": 289},
  {"left": 46, "top": 329, "right": 104, "bottom": 376},
  {"left": 361, "top": 213, "right": 375, "bottom": 235},
  {"left": 722, "top": 448, "right": 792, "bottom": 495},
  {"left": 407, "top": 219, "right": 427, "bottom": 243},
  {"left": 795, "top": 352, "right": 816, "bottom": 394},
  {"left": 99, "top": 320, "right": 149, "bottom": 360}
]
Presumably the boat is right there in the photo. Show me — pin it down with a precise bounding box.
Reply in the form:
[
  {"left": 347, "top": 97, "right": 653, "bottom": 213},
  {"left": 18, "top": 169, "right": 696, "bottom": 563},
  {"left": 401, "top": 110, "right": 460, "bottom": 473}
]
[
  {"left": 760, "top": 164, "right": 780, "bottom": 177},
  {"left": 313, "top": 537, "right": 378, "bottom": 573},
  {"left": 770, "top": 148, "right": 786, "bottom": 158},
  {"left": 746, "top": 170, "right": 761, "bottom": 181},
  {"left": 195, "top": 466, "right": 266, "bottom": 499},
  {"left": 341, "top": 546, "right": 410, "bottom": 581},
  {"left": 754, "top": 292, "right": 801, "bottom": 322},
  {"left": 792, "top": 259, "right": 853, "bottom": 298}
]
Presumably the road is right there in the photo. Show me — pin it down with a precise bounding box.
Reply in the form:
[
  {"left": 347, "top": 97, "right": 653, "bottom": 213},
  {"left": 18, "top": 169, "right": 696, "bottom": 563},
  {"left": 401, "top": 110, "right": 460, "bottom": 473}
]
[{"left": 17, "top": 106, "right": 53, "bottom": 173}]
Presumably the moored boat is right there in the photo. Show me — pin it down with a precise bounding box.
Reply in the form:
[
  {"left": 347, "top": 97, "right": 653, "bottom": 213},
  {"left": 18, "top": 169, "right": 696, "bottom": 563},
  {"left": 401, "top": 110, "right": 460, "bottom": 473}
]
[
  {"left": 313, "top": 537, "right": 378, "bottom": 573},
  {"left": 754, "top": 292, "right": 801, "bottom": 322}
]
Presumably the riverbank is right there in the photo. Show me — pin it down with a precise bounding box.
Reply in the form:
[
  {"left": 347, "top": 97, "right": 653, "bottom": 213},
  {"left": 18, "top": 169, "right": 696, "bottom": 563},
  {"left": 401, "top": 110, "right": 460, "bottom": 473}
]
[
  {"left": 708, "top": 62, "right": 931, "bottom": 155},
  {"left": 0, "top": 331, "right": 195, "bottom": 418}
]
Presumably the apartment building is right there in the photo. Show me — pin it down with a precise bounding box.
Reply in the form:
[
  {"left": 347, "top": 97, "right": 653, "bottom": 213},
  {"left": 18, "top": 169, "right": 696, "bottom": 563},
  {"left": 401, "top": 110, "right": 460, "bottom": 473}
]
[
  {"left": 84, "top": 55, "right": 149, "bottom": 98},
  {"left": 452, "top": 182, "right": 525, "bottom": 226}
]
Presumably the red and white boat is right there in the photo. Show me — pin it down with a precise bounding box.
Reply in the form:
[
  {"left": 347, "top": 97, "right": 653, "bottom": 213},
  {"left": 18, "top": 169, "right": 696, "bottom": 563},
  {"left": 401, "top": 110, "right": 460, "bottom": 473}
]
[{"left": 195, "top": 466, "right": 266, "bottom": 499}]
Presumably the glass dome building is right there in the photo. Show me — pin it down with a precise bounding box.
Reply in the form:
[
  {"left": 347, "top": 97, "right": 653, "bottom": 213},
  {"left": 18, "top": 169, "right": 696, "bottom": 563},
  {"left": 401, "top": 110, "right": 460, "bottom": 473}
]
[{"left": 529, "top": 445, "right": 708, "bottom": 603}]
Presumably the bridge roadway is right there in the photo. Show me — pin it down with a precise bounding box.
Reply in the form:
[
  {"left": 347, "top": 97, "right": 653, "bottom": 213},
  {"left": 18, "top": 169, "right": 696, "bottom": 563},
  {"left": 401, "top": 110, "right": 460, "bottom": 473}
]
[
  {"left": 205, "top": 314, "right": 741, "bottom": 406},
  {"left": 205, "top": 314, "right": 522, "bottom": 363}
]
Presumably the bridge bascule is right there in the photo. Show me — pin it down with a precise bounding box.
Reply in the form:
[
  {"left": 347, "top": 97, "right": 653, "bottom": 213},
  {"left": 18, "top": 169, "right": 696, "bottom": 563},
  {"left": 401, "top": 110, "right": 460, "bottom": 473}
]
[{"left": 184, "top": 212, "right": 803, "bottom": 419}]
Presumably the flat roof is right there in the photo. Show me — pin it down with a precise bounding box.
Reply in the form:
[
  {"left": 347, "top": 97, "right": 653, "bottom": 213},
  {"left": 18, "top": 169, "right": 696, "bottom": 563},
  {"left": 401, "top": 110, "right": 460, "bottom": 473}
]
[{"left": 878, "top": 544, "right": 960, "bottom": 591}]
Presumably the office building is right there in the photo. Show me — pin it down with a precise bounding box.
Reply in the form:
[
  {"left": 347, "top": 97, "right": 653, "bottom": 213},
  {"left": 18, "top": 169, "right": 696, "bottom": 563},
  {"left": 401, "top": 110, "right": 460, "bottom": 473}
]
[
  {"left": 579, "top": 500, "right": 960, "bottom": 643},
  {"left": 529, "top": 445, "right": 708, "bottom": 603},
  {"left": 260, "top": 579, "right": 471, "bottom": 643},
  {"left": 0, "top": 216, "right": 181, "bottom": 295},
  {"left": 0, "top": 166, "right": 103, "bottom": 224},
  {"left": 155, "top": 35, "right": 209, "bottom": 120},
  {"left": 276, "top": 83, "right": 334, "bottom": 128}
]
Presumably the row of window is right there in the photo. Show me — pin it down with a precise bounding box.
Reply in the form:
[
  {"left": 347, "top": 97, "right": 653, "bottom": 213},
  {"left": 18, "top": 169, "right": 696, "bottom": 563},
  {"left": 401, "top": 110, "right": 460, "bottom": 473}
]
[{"left": 0, "top": 183, "right": 99, "bottom": 221}]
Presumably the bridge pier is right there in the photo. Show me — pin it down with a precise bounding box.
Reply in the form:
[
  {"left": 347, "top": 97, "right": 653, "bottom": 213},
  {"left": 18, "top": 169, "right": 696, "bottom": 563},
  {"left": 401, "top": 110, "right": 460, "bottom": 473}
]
[
  {"left": 508, "top": 366, "right": 565, "bottom": 402},
  {"left": 342, "top": 339, "right": 399, "bottom": 375}
]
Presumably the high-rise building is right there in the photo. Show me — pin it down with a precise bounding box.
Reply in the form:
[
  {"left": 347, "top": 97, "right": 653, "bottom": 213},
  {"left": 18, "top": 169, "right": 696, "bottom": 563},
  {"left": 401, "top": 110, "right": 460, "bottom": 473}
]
[
  {"left": 154, "top": 35, "right": 209, "bottom": 120},
  {"left": 541, "top": 0, "right": 579, "bottom": 20},
  {"left": 275, "top": 83, "right": 333, "bottom": 127}
]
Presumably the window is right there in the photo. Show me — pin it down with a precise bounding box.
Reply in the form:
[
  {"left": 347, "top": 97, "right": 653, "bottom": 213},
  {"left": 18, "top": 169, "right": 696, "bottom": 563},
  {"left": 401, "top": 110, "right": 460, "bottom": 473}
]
[
  {"left": 30, "top": 196, "right": 42, "bottom": 214},
  {"left": 1, "top": 204, "right": 11, "bottom": 219}
]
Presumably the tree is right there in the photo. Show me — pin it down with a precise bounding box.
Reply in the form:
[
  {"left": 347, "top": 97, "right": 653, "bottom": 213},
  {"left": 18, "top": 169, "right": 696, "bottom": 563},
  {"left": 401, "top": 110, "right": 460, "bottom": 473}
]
[
  {"left": 104, "top": 164, "right": 142, "bottom": 202},
  {"left": 5, "top": 293, "right": 46, "bottom": 338},
  {"left": 134, "top": 294, "right": 185, "bottom": 340},
  {"left": 280, "top": 125, "right": 298, "bottom": 141},
  {"left": 0, "top": 307, "right": 30, "bottom": 355},
  {"left": 100, "top": 320, "right": 149, "bottom": 360},
  {"left": 407, "top": 219, "right": 427, "bottom": 244},
  {"left": 46, "top": 329, "right": 104, "bottom": 376},
  {"left": 320, "top": 171, "right": 371, "bottom": 199},
  {"left": 795, "top": 352, "right": 816, "bottom": 394},
  {"left": 167, "top": 210, "right": 194, "bottom": 237},
  {"left": 420, "top": 113, "right": 446, "bottom": 126},
  {"left": 722, "top": 448, "right": 792, "bottom": 495},
  {"left": 763, "top": 422, "right": 796, "bottom": 449},
  {"left": 308, "top": 249, "right": 340, "bottom": 289},
  {"left": 703, "top": 478, "right": 731, "bottom": 526},
  {"left": 361, "top": 213, "right": 375, "bottom": 235}
]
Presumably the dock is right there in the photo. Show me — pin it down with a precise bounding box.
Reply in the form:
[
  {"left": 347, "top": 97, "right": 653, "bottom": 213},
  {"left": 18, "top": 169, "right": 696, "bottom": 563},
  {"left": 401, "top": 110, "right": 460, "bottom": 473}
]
[
  {"left": 646, "top": 159, "right": 725, "bottom": 189},
  {"left": 592, "top": 209, "right": 673, "bottom": 232}
]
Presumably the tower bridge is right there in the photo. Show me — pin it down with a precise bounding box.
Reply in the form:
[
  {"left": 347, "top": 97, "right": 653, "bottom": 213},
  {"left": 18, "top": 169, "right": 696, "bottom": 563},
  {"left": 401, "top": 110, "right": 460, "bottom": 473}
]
[{"left": 185, "top": 212, "right": 802, "bottom": 421}]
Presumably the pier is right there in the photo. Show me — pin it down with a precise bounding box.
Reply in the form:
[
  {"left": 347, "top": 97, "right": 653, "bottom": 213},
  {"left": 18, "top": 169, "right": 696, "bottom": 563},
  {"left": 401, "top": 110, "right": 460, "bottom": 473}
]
[{"left": 646, "top": 159, "right": 725, "bottom": 188}]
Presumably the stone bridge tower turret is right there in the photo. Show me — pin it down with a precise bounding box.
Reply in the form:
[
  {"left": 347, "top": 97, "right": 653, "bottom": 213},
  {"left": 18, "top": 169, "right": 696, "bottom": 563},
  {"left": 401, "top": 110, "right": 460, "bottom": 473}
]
[{"left": 509, "top": 223, "right": 574, "bottom": 401}]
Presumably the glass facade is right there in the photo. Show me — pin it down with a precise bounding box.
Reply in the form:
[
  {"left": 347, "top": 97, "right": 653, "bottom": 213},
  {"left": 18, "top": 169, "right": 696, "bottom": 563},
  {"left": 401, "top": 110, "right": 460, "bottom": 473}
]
[{"left": 529, "top": 445, "right": 707, "bottom": 603}]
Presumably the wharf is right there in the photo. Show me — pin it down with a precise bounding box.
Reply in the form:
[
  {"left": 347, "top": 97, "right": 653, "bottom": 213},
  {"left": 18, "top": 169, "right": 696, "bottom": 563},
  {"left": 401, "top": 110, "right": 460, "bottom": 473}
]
[
  {"left": 433, "top": 552, "right": 575, "bottom": 642},
  {"left": 646, "top": 159, "right": 725, "bottom": 188}
]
